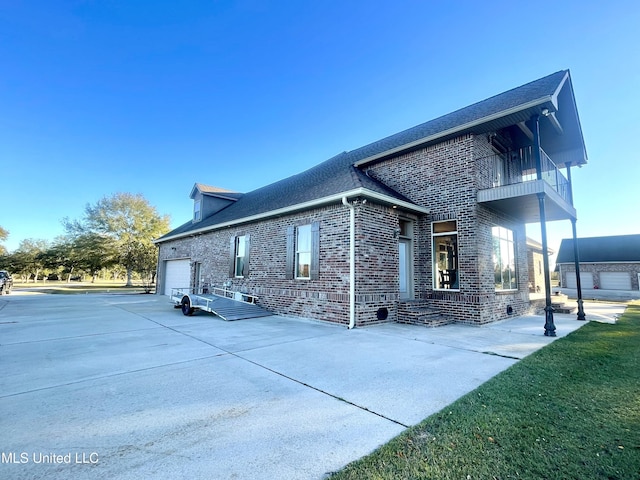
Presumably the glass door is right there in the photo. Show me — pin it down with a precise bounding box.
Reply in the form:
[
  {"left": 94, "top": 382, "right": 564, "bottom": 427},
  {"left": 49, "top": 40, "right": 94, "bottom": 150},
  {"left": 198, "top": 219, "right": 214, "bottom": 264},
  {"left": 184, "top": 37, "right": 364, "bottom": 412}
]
[{"left": 399, "top": 238, "right": 412, "bottom": 299}]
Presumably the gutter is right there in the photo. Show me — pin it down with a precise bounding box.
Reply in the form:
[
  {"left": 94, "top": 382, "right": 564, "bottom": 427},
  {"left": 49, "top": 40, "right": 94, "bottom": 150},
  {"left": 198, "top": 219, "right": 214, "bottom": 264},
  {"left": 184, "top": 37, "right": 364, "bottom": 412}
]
[
  {"left": 342, "top": 196, "right": 356, "bottom": 329},
  {"left": 155, "top": 187, "right": 429, "bottom": 244}
]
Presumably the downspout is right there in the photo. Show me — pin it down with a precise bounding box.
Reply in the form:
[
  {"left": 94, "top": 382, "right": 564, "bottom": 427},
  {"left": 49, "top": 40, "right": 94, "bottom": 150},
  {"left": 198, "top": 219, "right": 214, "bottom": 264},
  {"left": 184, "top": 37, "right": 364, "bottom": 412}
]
[{"left": 342, "top": 196, "right": 356, "bottom": 329}]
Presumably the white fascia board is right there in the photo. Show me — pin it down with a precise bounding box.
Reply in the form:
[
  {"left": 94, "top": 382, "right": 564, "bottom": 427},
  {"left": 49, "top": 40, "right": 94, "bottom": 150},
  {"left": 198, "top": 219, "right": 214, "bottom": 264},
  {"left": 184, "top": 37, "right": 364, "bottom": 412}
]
[
  {"left": 549, "top": 71, "right": 569, "bottom": 111},
  {"left": 557, "top": 261, "right": 640, "bottom": 265},
  {"left": 353, "top": 98, "right": 553, "bottom": 168},
  {"left": 189, "top": 183, "right": 199, "bottom": 199},
  {"left": 154, "top": 188, "right": 429, "bottom": 244},
  {"left": 357, "top": 189, "right": 431, "bottom": 214}
]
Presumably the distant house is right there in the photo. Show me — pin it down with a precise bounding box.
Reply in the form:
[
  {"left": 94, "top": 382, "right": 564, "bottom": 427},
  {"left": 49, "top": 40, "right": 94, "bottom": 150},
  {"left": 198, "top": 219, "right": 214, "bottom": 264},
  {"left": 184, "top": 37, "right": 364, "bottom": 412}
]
[
  {"left": 526, "top": 238, "right": 554, "bottom": 293},
  {"left": 155, "top": 70, "right": 588, "bottom": 327},
  {"left": 556, "top": 234, "right": 640, "bottom": 291}
]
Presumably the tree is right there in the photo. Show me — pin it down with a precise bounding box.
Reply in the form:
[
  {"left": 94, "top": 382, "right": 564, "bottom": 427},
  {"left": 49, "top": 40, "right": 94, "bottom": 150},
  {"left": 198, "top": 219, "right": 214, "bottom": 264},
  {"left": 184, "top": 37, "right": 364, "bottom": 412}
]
[
  {"left": 0, "top": 226, "right": 8, "bottom": 256},
  {"left": 126, "top": 240, "right": 158, "bottom": 292},
  {"left": 74, "top": 233, "right": 119, "bottom": 282},
  {"left": 64, "top": 193, "right": 170, "bottom": 286},
  {"left": 41, "top": 235, "right": 112, "bottom": 282},
  {"left": 10, "top": 239, "right": 50, "bottom": 282}
]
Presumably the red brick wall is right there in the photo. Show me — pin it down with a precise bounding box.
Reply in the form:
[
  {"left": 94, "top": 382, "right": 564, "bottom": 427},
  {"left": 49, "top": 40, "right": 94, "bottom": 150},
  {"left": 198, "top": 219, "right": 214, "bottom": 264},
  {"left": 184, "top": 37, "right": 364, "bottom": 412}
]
[
  {"left": 159, "top": 204, "right": 353, "bottom": 324},
  {"left": 158, "top": 132, "right": 532, "bottom": 326},
  {"left": 365, "top": 133, "right": 530, "bottom": 324}
]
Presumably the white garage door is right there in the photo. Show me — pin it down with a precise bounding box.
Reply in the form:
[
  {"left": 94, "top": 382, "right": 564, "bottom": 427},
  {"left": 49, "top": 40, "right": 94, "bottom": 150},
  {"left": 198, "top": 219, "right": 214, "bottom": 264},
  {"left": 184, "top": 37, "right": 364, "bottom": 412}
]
[
  {"left": 600, "top": 272, "right": 632, "bottom": 290},
  {"left": 565, "top": 272, "right": 594, "bottom": 289},
  {"left": 164, "top": 259, "right": 191, "bottom": 295}
]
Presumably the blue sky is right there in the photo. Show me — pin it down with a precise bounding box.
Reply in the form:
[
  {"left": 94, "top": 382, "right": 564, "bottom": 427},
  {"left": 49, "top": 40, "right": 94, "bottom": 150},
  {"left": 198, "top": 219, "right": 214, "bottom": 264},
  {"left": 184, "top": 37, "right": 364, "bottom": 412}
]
[{"left": 2, "top": 0, "right": 639, "bottom": 261}]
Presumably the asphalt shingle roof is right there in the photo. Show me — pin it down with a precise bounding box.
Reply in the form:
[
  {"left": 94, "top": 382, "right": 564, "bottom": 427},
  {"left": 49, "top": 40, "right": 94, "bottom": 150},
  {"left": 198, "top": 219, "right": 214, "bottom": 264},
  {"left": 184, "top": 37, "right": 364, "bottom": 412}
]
[
  {"left": 194, "top": 183, "right": 238, "bottom": 194},
  {"left": 556, "top": 234, "right": 640, "bottom": 263},
  {"left": 350, "top": 70, "right": 569, "bottom": 163},
  {"left": 158, "top": 70, "right": 575, "bottom": 242}
]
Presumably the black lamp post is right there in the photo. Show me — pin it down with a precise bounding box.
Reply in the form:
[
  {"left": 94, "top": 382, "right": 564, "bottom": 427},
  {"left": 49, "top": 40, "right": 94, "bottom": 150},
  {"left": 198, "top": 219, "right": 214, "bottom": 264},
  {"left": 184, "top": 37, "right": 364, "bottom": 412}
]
[
  {"left": 564, "top": 164, "right": 586, "bottom": 321},
  {"left": 532, "top": 114, "right": 556, "bottom": 336}
]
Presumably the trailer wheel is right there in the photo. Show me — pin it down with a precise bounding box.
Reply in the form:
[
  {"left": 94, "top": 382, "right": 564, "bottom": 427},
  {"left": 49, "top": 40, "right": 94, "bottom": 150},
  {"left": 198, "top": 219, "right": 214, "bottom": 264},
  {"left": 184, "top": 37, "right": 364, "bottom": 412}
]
[{"left": 181, "top": 296, "right": 194, "bottom": 316}]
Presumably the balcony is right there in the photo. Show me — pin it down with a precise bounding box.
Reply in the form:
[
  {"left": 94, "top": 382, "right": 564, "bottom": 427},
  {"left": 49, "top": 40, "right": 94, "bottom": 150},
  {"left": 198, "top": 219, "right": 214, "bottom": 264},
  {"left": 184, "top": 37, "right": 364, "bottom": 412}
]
[{"left": 477, "top": 147, "right": 576, "bottom": 223}]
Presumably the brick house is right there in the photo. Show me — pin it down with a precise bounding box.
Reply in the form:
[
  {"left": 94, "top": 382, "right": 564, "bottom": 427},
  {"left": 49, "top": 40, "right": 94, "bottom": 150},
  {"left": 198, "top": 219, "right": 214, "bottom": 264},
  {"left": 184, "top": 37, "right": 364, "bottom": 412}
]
[
  {"left": 556, "top": 234, "right": 640, "bottom": 291},
  {"left": 155, "top": 70, "right": 588, "bottom": 328},
  {"left": 526, "top": 238, "right": 554, "bottom": 294}
]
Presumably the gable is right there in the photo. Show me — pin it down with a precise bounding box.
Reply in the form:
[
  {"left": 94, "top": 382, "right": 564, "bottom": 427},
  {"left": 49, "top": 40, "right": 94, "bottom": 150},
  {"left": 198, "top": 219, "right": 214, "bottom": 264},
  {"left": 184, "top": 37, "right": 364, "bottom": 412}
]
[
  {"left": 189, "top": 183, "right": 243, "bottom": 223},
  {"left": 353, "top": 70, "right": 586, "bottom": 168}
]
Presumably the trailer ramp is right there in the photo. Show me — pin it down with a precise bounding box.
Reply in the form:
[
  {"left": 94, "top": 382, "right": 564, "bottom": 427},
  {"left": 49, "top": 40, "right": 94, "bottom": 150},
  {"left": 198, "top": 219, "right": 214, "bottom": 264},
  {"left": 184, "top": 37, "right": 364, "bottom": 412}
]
[
  {"left": 170, "top": 287, "right": 273, "bottom": 321},
  {"left": 192, "top": 294, "right": 272, "bottom": 321}
]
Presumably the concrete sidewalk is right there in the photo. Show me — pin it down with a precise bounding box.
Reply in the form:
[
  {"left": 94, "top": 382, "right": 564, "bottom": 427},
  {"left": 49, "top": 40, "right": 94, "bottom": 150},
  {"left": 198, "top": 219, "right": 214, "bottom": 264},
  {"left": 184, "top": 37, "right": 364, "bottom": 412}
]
[
  {"left": 0, "top": 293, "right": 626, "bottom": 480},
  {"left": 553, "top": 287, "right": 640, "bottom": 303}
]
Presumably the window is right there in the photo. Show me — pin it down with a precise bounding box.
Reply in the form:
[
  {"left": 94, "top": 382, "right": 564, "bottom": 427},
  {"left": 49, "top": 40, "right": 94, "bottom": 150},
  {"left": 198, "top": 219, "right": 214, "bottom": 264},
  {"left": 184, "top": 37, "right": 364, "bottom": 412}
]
[
  {"left": 432, "top": 220, "right": 458, "bottom": 289},
  {"left": 295, "top": 225, "right": 311, "bottom": 278},
  {"left": 493, "top": 226, "right": 517, "bottom": 290},
  {"left": 235, "top": 235, "right": 247, "bottom": 277},
  {"left": 398, "top": 218, "right": 414, "bottom": 299},
  {"left": 193, "top": 200, "right": 202, "bottom": 222},
  {"left": 229, "top": 234, "right": 250, "bottom": 278},
  {"left": 286, "top": 223, "right": 319, "bottom": 280}
]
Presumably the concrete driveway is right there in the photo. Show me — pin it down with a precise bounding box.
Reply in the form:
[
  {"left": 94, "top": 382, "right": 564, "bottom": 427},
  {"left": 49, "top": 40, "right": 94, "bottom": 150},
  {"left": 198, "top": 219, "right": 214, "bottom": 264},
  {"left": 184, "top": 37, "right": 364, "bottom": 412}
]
[{"left": 0, "top": 293, "right": 625, "bottom": 480}]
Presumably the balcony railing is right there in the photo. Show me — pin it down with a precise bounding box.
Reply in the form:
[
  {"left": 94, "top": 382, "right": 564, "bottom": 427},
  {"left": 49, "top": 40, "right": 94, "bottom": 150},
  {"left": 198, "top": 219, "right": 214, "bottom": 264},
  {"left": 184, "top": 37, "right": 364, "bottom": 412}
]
[{"left": 485, "top": 146, "right": 570, "bottom": 203}]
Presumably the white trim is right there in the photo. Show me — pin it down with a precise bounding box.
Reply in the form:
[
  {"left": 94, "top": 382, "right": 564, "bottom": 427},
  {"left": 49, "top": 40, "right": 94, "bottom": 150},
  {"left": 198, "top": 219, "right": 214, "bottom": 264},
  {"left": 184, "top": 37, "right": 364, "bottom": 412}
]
[
  {"left": 432, "top": 220, "right": 459, "bottom": 291},
  {"left": 342, "top": 197, "right": 356, "bottom": 329},
  {"left": 193, "top": 200, "right": 202, "bottom": 222},
  {"left": 294, "top": 224, "right": 312, "bottom": 280},
  {"left": 353, "top": 97, "right": 553, "bottom": 167},
  {"left": 556, "top": 261, "right": 640, "bottom": 265},
  {"left": 547, "top": 111, "right": 564, "bottom": 134},
  {"left": 492, "top": 225, "right": 518, "bottom": 292},
  {"left": 234, "top": 235, "right": 247, "bottom": 278},
  {"left": 549, "top": 71, "right": 569, "bottom": 111},
  {"left": 155, "top": 188, "right": 430, "bottom": 244}
]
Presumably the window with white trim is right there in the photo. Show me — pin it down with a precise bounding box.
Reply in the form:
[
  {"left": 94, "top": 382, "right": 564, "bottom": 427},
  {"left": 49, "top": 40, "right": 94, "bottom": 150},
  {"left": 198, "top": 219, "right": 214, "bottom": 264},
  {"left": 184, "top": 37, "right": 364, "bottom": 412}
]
[
  {"left": 493, "top": 226, "right": 517, "bottom": 290},
  {"left": 286, "top": 223, "right": 319, "bottom": 280},
  {"left": 432, "top": 220, "right": 458, "bottom": 290},
  {"left": 193, "top": 200, "right": 202, "bottom": 222},
  {"left": 235, "top": 235, "right": 247, "bottom": 277},
  {"left": 295, "top": 224, "right": 312, "bottom": 279}
]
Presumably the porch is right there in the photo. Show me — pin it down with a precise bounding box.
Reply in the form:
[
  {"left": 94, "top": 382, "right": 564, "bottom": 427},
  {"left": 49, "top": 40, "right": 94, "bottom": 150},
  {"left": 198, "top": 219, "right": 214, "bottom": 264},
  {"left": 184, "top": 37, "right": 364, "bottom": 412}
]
[{"left": 477, "top": 147, "right": 576, "bottom": 222}]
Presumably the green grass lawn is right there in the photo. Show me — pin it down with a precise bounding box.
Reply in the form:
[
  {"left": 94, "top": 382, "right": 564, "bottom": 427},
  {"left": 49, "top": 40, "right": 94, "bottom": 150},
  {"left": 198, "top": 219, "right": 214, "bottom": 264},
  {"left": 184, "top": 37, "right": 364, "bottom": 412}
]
[
  {"left": 330, "top": 302, "right": 640, "bottom": 480},
  {"left": 12, "top": 281, "right": 154, "bottom": 295}
]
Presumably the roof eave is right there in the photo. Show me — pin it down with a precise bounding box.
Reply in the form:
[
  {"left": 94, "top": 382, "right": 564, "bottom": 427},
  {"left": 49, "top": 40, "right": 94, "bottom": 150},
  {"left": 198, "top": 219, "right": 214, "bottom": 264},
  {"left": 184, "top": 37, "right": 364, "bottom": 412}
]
[
  {"left": 354, "top": 97, "right": 553, "bottom": 168},
  {"left": 154, "top": 188, "right": 429, "bottom": 244}
]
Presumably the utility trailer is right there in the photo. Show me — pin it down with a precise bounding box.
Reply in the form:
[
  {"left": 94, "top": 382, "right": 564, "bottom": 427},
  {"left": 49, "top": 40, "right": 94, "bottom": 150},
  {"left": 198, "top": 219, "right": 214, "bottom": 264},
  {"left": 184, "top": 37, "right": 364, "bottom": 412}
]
[{"left": 170, "top": 286, "right": 273, "bottom": 321}]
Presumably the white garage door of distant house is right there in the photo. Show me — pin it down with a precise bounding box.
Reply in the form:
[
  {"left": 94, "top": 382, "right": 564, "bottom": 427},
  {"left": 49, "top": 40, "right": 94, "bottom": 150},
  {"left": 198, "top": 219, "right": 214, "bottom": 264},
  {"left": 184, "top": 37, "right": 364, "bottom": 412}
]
[
  {"left": 164, "top": 259, "right": 191, "bottom": 295},
  {"left": 600, "top": 272, "right": 632, "bottom": 290},
  {"left": 566, "top": 272, "right": 594, "bottom": 289}
]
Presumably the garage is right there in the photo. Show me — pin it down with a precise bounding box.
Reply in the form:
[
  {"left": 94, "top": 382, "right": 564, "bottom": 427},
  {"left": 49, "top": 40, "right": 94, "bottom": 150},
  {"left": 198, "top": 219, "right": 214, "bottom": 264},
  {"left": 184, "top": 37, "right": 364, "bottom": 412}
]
[
  {"left": 565, "top": 272, "right": 594, "bottom": 289},
  {"left": 600, "top": 272, "right": 632, "bottom": 290},
  {"left": 163, "top": 259, "right": 191, "bottom": 295}
]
